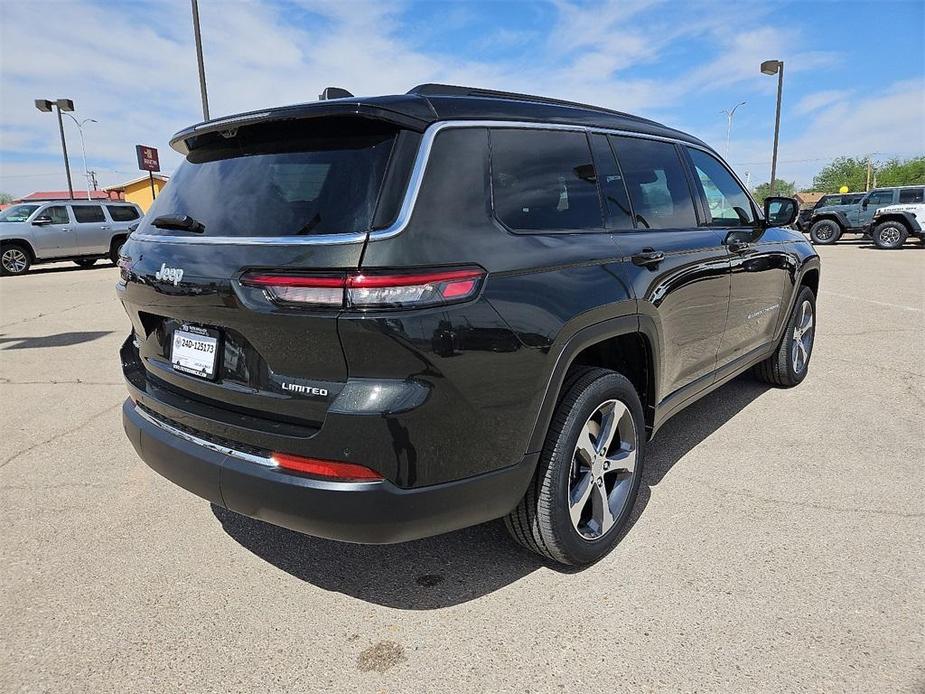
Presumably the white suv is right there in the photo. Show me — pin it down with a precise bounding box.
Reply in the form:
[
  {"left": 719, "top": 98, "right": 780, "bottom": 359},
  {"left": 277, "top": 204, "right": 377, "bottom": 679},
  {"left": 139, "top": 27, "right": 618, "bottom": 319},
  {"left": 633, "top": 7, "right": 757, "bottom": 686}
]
[
  {"left": 869, "top": 199, "right": 925, "bottom": 249},
  {"left": 0, "top": 200, "right": 143, "bottom": 275}
]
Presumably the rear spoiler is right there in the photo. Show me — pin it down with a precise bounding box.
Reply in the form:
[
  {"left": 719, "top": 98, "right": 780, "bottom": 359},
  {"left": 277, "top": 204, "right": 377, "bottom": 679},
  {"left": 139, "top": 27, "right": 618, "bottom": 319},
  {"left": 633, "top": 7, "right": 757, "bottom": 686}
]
[{"left": 170, "top": 99, "right": 434, "bottom": 155}]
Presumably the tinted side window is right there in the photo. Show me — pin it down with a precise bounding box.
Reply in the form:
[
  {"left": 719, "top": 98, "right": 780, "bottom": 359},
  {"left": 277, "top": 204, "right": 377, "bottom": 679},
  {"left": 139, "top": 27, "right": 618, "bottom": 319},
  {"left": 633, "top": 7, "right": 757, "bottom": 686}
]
[
  {"left": 687, "top": 148, "right": 755, "bottom": 226},
  {"left": 491, "top": 129, "right": 602, "bottom": 231},
  {"left": 899, "top": 187, "right": 924, "bottom": 204},
  {"left": 867, "top": 191, "right": 894, "bottom": 205},
  {"left": 589, "top": 133, "right": 634, "bottom": 230},
  {"left": 609, "top": 136, "right": 698, "bottom": 229},
  {"left": 44, "top": 206, "right": 70, "bottom": 224},
  {"left": 73, "top": 205, "right": 105, "bottom": 223},
  {"left": 107, "top": 205, "right": 140, "bottom": 221}
]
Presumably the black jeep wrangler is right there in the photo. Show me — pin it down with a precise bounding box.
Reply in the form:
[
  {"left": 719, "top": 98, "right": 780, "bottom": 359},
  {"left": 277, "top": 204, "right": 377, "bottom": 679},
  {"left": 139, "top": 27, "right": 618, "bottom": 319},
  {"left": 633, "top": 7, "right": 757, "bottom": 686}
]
[{"left": 118, "top": 85, "right": 819, "bottom": 566}]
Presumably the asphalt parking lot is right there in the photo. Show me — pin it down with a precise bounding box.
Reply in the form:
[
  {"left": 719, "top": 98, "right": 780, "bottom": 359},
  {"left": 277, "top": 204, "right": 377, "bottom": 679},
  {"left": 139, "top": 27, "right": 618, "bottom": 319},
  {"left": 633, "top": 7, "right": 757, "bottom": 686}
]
[{"left": 1, "top": 242, "right": 922, "bottom": 693}]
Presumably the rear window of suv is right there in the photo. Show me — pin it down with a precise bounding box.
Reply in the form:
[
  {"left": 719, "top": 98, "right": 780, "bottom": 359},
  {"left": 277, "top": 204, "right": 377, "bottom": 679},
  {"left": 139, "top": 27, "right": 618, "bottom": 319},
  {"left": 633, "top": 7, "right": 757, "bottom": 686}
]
[
  {"left": 107, "top": 205, "right": 140, "bottom": 221},
  {"left": 142, "top": 119, "right": 398, "bottom": 237}
]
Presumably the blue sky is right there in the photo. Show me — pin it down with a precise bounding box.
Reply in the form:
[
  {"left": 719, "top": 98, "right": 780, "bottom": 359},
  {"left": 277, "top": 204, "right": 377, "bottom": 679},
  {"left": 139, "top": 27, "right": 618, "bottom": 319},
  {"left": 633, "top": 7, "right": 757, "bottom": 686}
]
[{"left": 1, "top": 0, "right": 923, "bottom": 196}]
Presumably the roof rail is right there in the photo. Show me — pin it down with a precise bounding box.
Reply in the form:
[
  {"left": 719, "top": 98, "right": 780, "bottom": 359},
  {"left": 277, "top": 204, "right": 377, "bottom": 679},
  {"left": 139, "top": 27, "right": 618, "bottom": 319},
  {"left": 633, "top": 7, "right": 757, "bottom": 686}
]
[{"left": 407, "top": 83, "right": 642, "bottom": 120}]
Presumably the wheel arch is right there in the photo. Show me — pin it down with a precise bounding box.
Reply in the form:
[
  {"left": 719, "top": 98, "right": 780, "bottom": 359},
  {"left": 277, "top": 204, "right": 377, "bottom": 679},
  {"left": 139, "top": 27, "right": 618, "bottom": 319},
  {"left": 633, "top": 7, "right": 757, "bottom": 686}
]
[
  {"left": 1, "top": 238, "right": 36, "bottom": 261},
  {"left": 874, "top": 213, "right": 915, "bottom": 232},
  {"left": 526, "top": 316, "right": 658, "bottom": 453},
  {"left": 811, "top": 213, "right": 846, "bottom": 231}
]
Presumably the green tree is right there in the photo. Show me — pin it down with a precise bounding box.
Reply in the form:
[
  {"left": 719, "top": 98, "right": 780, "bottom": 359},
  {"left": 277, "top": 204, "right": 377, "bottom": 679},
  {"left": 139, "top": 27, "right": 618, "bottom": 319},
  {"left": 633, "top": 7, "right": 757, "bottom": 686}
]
[
  {"left": 752, "top": 179, "right": 795, "bottom": 204},
  {"left": 0, "top": 192, "right": 13, "bottom": 205},
  {"left": 812, "top": 155, "right": 925, "bottom": 192},
  {"left": 811, "top": 157, "right": 868, "bottom": 192},
  {"left": 875, "top": 156, "right": 925, "bottom": 186}
]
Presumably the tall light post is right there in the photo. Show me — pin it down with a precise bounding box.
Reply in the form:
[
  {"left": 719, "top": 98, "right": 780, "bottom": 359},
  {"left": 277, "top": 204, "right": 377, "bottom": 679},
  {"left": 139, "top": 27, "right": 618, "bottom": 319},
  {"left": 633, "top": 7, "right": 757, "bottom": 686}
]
[
  {"left": 191, "top": 0, "right": 210, "bottom": 120},
  {"left": 760, "top": 59, "right": 784, "bottom": 196},
  {"left": 721, "top": 101, "right": 746, "bottom": 160},
  {"left": 62, "top": 113, "right": 97, "bottom": 200},
  {"left": 34, "top": 98, "right": 75, "bottom": 199}
]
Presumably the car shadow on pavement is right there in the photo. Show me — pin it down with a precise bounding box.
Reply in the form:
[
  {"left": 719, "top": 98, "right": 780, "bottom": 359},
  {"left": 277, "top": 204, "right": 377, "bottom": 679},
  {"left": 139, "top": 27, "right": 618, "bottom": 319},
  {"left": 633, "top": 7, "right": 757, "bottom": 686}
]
[
  {"left": 212, "top": 375, "right": 769, "bottom": 610},
  {"left": 0, "top": 331, "right": 114, "bottom": 349},
  {"left": 12, "top": 263, "right": 117, "bottom": 276}
]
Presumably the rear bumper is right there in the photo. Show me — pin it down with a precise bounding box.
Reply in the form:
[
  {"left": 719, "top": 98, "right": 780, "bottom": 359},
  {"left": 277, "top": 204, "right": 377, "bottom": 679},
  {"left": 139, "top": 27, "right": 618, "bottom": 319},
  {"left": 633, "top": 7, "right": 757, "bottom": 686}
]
[{"left": 123, "top": 399, "right": 537, "bottom": 544}]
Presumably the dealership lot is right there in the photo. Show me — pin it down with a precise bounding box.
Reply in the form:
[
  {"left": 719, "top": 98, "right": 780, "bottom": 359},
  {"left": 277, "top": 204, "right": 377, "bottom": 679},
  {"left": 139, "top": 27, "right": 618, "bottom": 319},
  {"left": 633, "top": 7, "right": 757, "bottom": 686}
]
[{"left": 0, "top": 244, "right": 922, "bottom": 692}]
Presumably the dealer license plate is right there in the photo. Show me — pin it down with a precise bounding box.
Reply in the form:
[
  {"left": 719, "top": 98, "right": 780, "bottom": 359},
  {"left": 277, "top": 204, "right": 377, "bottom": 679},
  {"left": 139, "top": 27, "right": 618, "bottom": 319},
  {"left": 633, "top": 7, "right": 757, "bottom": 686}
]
[{"left": 171, "top": 326, "right": 219, "bottom": 379}]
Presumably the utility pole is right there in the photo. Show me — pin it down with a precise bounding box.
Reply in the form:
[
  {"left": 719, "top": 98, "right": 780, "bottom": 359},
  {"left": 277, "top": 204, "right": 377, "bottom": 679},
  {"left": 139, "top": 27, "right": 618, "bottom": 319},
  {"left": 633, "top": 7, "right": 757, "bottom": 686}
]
[
  {"left": 88, "top": 170, "right": 99, "bottom": 191},
  {"left": 191, "top": 0, "right": 210, "bottom": 121}
]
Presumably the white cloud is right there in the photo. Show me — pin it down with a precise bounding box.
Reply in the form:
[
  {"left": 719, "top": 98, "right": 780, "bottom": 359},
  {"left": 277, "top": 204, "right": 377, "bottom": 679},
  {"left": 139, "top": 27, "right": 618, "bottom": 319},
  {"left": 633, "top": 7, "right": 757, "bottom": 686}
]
[
  {"left": 793, "top": 89, "right": 852, "bottom": 115},
  {"left": 0, "top": 0, "right": 919, "bottom": 198}
]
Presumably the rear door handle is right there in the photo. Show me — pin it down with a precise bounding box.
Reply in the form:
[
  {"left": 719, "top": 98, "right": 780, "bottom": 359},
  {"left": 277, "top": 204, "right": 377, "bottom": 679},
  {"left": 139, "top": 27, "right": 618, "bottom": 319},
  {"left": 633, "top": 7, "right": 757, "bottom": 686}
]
[
  {"left": 100, "top": 225, "right": 111, "bottom": 230},
  {"left": 631, "top": 250, "right": 665, "bottom": 267}
]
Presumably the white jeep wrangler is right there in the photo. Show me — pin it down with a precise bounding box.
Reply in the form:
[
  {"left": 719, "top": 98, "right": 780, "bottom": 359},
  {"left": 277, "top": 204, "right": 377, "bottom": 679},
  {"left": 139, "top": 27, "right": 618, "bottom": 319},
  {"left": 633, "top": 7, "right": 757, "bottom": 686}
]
[{"left": 869, "top": 202, "right": 925, "bottom": 249}]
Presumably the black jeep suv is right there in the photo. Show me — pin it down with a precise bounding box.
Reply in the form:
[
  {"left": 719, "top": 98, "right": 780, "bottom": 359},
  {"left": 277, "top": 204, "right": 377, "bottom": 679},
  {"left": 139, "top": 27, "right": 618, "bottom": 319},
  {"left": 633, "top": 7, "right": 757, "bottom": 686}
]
[{"left": 118, "top": 85, "right": 819, "bottom": 566}]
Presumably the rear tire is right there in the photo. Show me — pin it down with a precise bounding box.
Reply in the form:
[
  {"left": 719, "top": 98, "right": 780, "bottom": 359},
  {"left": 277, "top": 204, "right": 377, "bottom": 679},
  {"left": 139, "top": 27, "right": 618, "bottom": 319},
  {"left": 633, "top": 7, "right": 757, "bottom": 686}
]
[
  {"left": 109, "top": 237, "right": 126, "bottom": 264},
  {"left": 1, "top": 243, "right": 31, "bottom": 276},
  {"left": 809, "top": 219, "right": 842, "bottom": 245},
  {"left": 74, "top": 258, "right": 97, "bottom": 268},
  {"left": 871, "top": 221, "right": 908, "bottom": 249},
  {"left": 753, "top": 285, "right": 816, "bottom": 387},
  {"left": 505, "top": 367, "right": 645, "bottom": 566}
]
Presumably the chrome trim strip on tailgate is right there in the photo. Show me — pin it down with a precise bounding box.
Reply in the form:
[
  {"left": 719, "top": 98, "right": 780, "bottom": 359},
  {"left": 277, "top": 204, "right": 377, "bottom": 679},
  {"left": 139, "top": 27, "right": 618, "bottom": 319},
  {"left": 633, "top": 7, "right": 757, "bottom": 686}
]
[{"left": 135, "top": 405, "right": 275, "bottom": 467}]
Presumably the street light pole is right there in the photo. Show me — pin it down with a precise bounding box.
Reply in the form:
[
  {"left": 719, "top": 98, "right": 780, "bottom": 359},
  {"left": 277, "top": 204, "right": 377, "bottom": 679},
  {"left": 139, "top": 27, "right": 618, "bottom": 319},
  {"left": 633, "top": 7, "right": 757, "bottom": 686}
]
[
  {"left": 721, "top": 101, "right": 746, "bottom": 160},
  {"left": 35, "top": 98, "right": 76, "bottom": 199},
  {"left": 191, "top": 0, "right": 210, "bottom": 120},
  {"left": 760, "top": 60, "right": 784, "bottom": 196},
  {"left": 63, "top": 114, "right": 97, "bottom": 200}
]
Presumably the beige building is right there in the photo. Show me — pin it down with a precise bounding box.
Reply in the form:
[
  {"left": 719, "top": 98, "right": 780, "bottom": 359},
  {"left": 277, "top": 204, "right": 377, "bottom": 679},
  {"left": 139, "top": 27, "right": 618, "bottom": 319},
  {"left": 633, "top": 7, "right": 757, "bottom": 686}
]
[{"left": 104, "top": 173, "right": 169, "bottom": 212}]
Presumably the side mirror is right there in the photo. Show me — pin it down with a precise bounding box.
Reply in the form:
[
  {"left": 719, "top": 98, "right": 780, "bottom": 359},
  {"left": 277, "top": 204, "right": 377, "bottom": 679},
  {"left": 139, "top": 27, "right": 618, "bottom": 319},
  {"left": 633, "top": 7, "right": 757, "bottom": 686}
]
[
  {"left": 32, "top": 215, "right": 53, "bottom": 226},
  {"left": 861, "top": 200, "right": 868, "bottom": 209},
  {"left": 763, "top": 196, "right": 798, "bottom": 227}
]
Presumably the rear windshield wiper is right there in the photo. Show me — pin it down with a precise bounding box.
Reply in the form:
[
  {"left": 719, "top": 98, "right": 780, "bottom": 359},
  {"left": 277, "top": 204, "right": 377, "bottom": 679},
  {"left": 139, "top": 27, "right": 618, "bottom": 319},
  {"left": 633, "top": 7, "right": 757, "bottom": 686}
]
[{"left": 151, "top": 214, "right": 205, "bottom": 233}]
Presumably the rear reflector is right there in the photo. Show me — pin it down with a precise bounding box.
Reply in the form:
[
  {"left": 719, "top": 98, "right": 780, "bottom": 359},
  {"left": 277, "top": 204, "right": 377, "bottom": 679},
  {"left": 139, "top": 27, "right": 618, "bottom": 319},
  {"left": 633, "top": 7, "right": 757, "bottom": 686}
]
[
  {"left": 271, "top": 453, "right": 383, "bottom": 481},
  {"left": 240, "top": 268, "right": 485, "bottom": 309}
]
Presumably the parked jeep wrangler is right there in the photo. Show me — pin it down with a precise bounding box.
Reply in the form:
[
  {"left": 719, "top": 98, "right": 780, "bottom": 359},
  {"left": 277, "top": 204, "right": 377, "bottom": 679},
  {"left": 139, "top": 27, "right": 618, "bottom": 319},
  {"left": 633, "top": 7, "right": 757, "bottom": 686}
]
[
  {"left": 868, "top": 199, "right": 925, "bottom": 249},
  {"left": 0, "top": 200, "right": 142, "bottom": 275},
  {"left": 808, "top": 186, "right": 924, "bottom": 245},
  {"left": 796, "top": 192, "right": 862, "bottom": 232},
  {"left": 117, "top": 84, "right": 819, "bottom": 566}
]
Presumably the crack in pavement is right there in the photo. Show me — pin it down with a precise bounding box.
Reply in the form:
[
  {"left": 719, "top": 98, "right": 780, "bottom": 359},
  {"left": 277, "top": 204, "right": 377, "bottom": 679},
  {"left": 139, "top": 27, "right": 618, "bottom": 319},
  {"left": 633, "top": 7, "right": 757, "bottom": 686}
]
[
  {"left": 0, "top": 402, "right": 122, "bottom": 470},
  {"left": 0, "top": 299, "right": 119, "bottom": 330},
  {"left": 686, "top": 475, "right": 925, "bottom": 519}
]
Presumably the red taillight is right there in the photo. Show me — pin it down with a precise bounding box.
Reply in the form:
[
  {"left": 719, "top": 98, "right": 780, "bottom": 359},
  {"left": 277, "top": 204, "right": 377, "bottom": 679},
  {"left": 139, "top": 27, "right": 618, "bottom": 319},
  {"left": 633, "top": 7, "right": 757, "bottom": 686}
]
[
  {"left": 271, "top": 453, "right": 383, "bottom": 481},
  {"left": 240, "top": 273, "right": 346, "bottom": 307},
  {"left": 240, "top": 268, "right": 485, "bottom": 309}
]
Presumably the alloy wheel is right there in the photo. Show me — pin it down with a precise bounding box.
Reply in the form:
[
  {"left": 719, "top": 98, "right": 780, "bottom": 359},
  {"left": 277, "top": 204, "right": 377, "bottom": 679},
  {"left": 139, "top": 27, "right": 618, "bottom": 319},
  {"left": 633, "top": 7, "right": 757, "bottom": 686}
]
[
  {"left": 791, "top": 300, "right": 814, "bottom": 374},
  {"left": 2, "top": 248, "right": 28, "bottom": 274},
  {"left": 816, "top": 223, "right": 835, "bottom": 241},
  {"left": 568, "top": 399, "right": 638, "bottom": 541},
  {"left": 879, "top": 227, "right": 901, "bottom": 246}
]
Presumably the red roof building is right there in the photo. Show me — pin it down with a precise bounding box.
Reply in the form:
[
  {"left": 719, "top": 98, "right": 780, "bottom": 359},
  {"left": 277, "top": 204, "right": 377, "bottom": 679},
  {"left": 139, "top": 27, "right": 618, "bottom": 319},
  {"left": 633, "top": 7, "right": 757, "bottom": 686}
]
[{"left": 14, "top": 190, "right": 123, "bottom": 202}]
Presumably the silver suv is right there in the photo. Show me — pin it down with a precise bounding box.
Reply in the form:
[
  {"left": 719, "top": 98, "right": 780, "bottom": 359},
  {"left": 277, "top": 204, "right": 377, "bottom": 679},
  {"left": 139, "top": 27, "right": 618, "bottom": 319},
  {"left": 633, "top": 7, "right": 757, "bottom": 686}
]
[{"left": 0, "top": 200, "right": 142, "bottom": 275}]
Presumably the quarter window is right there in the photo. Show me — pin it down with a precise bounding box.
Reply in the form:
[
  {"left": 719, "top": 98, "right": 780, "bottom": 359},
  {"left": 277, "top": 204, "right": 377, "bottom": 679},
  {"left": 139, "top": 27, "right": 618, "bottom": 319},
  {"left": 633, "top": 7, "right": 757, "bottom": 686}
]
[
  {"left": 899, "top": 188, "right": 924, "bottom": 204},
  {"left": 490, "top": 129, "right": 602, "bottom": 231},
  {"left": 609, "top": 136, "right": 698, "bottom": 229},
  {"left": 687, "top": 148, "right": 755, "bottom": 226},
  {"left": 72, "top": 205, "right": 105, "bottom": 223},
  {"left": 44, "top": 206, "right": 70, "bottom": 224},
  {"left": 106, "top": 205, "right": 140, "bottom": 221}
]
